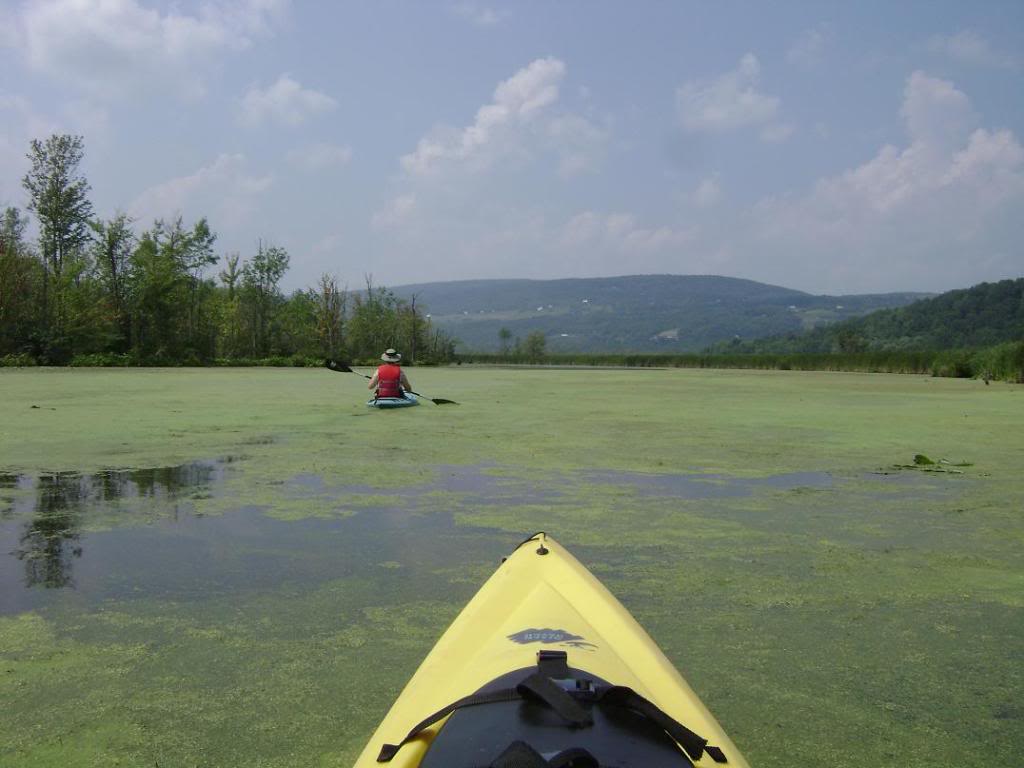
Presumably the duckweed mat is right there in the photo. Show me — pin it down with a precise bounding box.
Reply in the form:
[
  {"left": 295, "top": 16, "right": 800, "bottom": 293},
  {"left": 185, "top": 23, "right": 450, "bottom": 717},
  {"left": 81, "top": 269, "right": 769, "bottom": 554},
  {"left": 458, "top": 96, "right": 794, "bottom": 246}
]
[{"left": 1, "top": 366, "right": 1022, "bottom": 766}]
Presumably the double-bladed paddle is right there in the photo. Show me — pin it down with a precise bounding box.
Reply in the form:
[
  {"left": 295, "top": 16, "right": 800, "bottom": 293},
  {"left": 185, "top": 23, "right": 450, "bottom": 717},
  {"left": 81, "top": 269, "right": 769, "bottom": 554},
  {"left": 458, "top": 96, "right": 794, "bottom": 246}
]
[{"left": 325, "top": 360, "right": 459, "bottom": 405}]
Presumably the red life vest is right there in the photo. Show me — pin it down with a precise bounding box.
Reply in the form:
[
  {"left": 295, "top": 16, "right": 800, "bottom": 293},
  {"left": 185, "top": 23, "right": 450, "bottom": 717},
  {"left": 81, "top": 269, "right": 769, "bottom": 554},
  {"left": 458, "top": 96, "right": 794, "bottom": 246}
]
[{"left": 376, "top": 363, "right": 403, "bottom": 398}]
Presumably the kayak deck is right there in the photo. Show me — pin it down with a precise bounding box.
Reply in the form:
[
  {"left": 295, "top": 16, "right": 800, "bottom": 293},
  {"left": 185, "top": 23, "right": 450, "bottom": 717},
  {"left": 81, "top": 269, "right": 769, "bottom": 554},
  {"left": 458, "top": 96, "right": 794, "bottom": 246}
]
[{"left": 353, "top": 533, "right": 749, "bottom": 767}]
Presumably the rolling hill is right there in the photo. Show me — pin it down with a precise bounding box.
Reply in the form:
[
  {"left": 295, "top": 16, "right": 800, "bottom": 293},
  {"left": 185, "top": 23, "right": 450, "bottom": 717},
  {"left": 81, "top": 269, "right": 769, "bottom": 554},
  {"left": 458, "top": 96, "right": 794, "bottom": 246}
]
[
  {"left": 721, "top": 277, "right": 1024, "bottom": 354},
  {"left": 389, "top": 275, "right": 928, "bottom": 353}
]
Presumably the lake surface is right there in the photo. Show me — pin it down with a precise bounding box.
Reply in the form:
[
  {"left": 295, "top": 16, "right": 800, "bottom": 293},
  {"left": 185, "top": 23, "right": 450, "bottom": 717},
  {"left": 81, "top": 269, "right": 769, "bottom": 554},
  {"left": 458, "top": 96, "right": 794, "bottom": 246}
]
[{"left": 2, "top": 367, "right": 1021, "bottom": 767}]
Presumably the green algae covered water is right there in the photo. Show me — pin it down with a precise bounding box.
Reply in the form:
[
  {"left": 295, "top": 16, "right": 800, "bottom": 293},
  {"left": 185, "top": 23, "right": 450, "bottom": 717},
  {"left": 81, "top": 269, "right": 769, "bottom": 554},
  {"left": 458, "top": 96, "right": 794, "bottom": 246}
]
[{"left": 1, "top": 367, "right": 1022, "bottom": 767}]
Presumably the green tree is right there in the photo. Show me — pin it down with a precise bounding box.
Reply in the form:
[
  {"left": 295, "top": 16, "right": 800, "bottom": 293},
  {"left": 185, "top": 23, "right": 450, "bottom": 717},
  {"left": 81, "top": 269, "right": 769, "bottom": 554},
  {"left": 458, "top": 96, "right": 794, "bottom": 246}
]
[
  {"left": 127, "top": 231, "right": 184, "bottom": 360},
  {"left": 89, "top": 214, "right": 135, "bottom": 350},
  {"left": 145, "top": 217, "right": 217, "bottom": 356},
  {"left": 216, "top": 254, "right": 244, "bottom": 358},
  {"left": 313, "top": 274, "right": 346, "bottom": 360},
  {"left": 241, "top": 241, "right": 290, "bottom": 356},
  {"left": 0, "top": 207, "right": 42, "bottom": 356},
  {"left": 22, "top": 135, "right": 94, "bottom": 337},
  {"left": 523, "top": 330, "right": 547, "bottom": 362},
  {"left": 498, "top": 327, "right": 513, "bottom": 357}
]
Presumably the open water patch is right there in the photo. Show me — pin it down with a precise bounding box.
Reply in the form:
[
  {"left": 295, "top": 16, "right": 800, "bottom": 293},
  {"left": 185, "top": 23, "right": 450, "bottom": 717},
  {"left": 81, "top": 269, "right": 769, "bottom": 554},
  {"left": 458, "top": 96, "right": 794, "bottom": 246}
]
[
  {"left": 0, "top": 461, "right": 843, "bottom": 618},
  {"left": 285, "top": 464, "right": 833, "bottom": 509},
  {"left": 579, "top": 469, "right": 832, "bottom": 498},
  {"left": 285, "top": 463, "right": 561, "bottom": 507},
  {"left": 0, "top": 458, "right": 240, "bottom": 608}
]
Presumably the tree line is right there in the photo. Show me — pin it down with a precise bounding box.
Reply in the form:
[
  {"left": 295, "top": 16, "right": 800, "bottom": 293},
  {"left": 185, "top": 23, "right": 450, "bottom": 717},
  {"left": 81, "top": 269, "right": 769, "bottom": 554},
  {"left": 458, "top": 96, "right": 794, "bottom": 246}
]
[
  {"left": 0, "top": 135, "right": 455, "bottom": 367},
  {"left": 456, "top": 344, "right": 1024, "bottom": 382}
]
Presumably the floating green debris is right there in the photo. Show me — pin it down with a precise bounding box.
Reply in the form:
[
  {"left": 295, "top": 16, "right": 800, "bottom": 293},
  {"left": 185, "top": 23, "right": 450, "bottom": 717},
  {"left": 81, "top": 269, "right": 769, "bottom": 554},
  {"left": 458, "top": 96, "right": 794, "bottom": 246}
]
[{"left": 890, "top": 455, "right": 975, "bottom": 473}]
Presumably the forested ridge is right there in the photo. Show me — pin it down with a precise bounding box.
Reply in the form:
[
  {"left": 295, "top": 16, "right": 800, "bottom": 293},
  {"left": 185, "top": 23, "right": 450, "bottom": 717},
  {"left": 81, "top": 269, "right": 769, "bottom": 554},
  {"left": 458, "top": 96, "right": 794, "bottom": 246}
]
[
  {"left": 390, "top": 275, "right": 926, "bottom": 353},
  {"left": 0, "top": 135, "right": 455, "bottom": 367},
  {"left": 717, "top": 278, "right": 1024, "bottom": 355}
]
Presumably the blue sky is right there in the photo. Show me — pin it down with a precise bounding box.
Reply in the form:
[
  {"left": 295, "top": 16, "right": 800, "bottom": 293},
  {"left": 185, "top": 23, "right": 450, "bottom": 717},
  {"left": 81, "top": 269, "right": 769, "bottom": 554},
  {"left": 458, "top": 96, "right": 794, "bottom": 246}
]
[{"left": 1, "top": 0, "right": 1022, "bottom": 295}]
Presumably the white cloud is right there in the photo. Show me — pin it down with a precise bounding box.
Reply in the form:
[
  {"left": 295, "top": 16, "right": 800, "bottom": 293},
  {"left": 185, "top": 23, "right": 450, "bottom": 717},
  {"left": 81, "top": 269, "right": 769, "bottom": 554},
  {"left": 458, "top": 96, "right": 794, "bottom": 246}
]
[
  {"left": 545, "top": 114, "right": 608, "bottom": 177},
  {"left": 401, "top": 57, "right": 567, "bottom": 175},
  {"left": 311, "top": 233, "right": 343, "bottom": 255},
  {"left": 449, "top": 1, "right": 506, "bottom": 27},
  {"left": 787, "top": 25, "right": 832, "bottom": 67},
  {"left": 900, "top": 70, "right": 976, "bottom": 149},
  {"left": 760, "top": 122, "right": 796, "bottom": 143},
  {"left": 371, "top": 194, "right": 418, "bottom": 231},
  {"left": 129, "top": 154, "right": 273, "bottom": 230},
  {"left": 240, "top": 75, "right": 337, "bottom": 127},
  {"left": 286, "top": 142, "right": 352, "bottom": 171},
  {"left": 676, "top": 53, "right": 789, "bottom": 140},
  {"left": 560, "top": 211, "right": 694, "bottom": 253},
  {"left": 929, "top": 30, "right": 1019, "bottom": 70},
  {"left": 11, "top": 0, "right": 287, "bottom": 101},
  {"left": 694, "top": 176, "right": 722, "bottom": 208},
  {"left": 750, "top": 72, "right": 1024, "bottom": 290}
]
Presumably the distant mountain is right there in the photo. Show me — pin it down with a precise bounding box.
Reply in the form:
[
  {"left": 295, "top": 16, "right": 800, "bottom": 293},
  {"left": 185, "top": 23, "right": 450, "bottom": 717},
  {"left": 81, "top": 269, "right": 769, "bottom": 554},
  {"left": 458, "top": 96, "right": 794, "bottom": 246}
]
[
  {"left": 388, "top": 275, "right": 928, "bottom": 353},
  {"left": 724, "top": 277, "right": 1024, "bottom": 354}
]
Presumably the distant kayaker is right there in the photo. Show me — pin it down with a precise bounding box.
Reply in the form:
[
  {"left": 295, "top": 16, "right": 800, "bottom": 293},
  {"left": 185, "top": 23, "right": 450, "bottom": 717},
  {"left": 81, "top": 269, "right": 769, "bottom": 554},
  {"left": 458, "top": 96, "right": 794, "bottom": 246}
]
[{"left": 368, "top": 348, "right": 412, "bottom": 398}]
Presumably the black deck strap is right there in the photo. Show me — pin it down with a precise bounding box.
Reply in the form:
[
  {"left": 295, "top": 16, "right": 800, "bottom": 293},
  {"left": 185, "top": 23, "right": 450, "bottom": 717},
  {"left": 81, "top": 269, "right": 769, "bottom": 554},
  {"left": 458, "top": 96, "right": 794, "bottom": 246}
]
[
  {"left": 488, "top": 740, "right": 551, "bottom": 768},
  {"left": 376, "top": 688, "right": 522, "bottom": 762},
  {"left": 537, "top": 649, "right": 570, "bottom": 679},
  {"left": 596, "top": 686, "right": 728, "bottom": 764},
  {"left": 511, "top": 532, "right": 547, "bottom": 553},
  {"left": 376, "top": 673, "right": 592, "bottom": 763},
  {"left": 516, "top": 673, "right": 593, "bottom": 727},
  {"left": 486, "top": 742, "right": 600, "bottom": 768},
  {"left": 547, "top": 747, "right": 600, "bottom": 767}
]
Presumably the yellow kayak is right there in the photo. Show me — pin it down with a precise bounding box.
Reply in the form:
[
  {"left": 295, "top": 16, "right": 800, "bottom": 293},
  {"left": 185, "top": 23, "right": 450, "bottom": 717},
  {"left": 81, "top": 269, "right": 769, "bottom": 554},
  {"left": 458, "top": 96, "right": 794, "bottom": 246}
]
[{"left": 353, "top": 533, "right": 750, "bottom": 767}]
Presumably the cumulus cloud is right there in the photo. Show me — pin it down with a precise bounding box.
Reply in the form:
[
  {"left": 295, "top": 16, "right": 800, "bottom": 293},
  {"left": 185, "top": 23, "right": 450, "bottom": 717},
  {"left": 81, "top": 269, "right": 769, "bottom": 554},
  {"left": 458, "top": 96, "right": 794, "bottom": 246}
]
[
  {"left": 449, "top": 1, "right": 507, "bottom": 27},
  {"left": 10, "top": 0, "right": 287, "bottom": 100},
  {"left": 286, "top": 142, "right": 353, "bottom": 171},
  {"left": 371, "top": 194, "right": 418, "bottom": 231},
  {"left": 751, "top": 72, "right": 1024, "bottom": 290},
  {"left": 900, "top": 70, "right": 976, "bottom": 149},
  {"left": 560, "top": 211, "right": 694, "bottom": 253},
  {"left": 929, "top": 30, "right": 1019, "bottom": 70},
  {"left": 129, "top": 154, "right": 273, "bottom": 230},
  {"left": 240, "top": 75, "right": 337, "bottom": 126},
  {"left": 694, "top": 175, "right": 723, "bottom": 208},
  {"left": 545, "top": 113, "right": 609, "bottom": 177},
  {"left": 401, "top": 57, "right": 570, "bottom": 175},
  {"left": 676, "top": 53, "right": 790, "bottom": 140},
  {"left": 787, "top": 25, "right": 832, "bottom": 67}
]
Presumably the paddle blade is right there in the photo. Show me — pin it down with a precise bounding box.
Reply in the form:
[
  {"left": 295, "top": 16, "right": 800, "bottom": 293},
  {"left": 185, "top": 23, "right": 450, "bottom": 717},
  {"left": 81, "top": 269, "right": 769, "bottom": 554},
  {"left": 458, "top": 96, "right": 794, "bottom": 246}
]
[
  {"left": 406, "top": 389, "right": 458, "bottom": 405},
  {"left": 325, "top": 359, "right": 355, "bottom": 373}
]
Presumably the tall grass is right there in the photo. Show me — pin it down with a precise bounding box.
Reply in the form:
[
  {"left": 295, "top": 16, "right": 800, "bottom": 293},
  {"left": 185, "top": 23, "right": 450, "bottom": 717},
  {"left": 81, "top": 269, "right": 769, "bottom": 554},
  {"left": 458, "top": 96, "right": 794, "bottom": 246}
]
[{"left": 457, "top": 341, "right": 1024, "bottom": 382}]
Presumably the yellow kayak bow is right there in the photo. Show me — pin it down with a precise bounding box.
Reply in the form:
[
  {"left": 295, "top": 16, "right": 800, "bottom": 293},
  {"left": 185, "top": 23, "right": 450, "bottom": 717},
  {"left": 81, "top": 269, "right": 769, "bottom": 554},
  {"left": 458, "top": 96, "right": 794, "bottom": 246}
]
[{"left": 353, "top": 533, "right": 750, "bottom": 767}]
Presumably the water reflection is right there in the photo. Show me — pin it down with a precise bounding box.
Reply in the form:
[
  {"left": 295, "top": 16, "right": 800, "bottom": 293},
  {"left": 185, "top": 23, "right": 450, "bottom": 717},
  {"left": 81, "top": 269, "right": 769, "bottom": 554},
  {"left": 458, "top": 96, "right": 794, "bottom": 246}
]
[
  {"left": 5, "top": 460, "right": 232, "bottom": 591},
  {"left": 13, "top": 473, "right": 86, "bottom": 587}
]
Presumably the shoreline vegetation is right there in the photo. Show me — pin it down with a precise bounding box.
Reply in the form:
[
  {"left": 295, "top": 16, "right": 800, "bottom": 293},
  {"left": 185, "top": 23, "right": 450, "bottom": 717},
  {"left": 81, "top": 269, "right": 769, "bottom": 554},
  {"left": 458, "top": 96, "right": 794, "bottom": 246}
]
[
  {"left": 3, "top": 341, "right": 1022, "bottom": 383},
  {"left": 456, "top": 342, "right": 1024, "bottom": 382}
]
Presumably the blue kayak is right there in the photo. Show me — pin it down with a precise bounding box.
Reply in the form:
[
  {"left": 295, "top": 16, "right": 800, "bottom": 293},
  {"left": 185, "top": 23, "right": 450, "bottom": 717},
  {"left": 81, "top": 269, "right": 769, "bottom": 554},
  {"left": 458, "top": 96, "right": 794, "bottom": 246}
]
[{"left": 367, "top": 393, "right": 419, "bottom": 409}]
